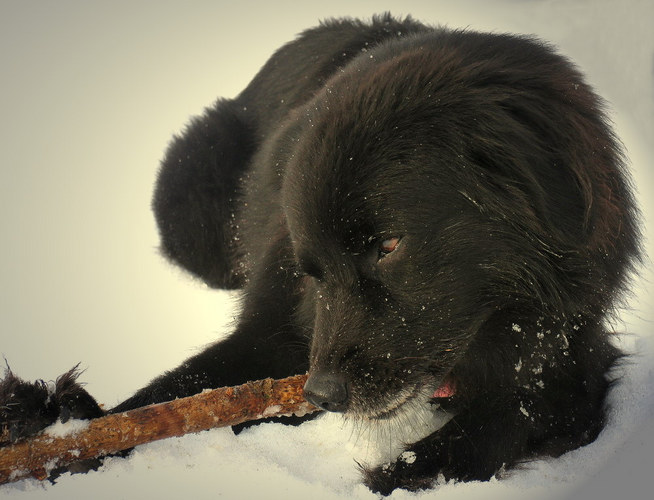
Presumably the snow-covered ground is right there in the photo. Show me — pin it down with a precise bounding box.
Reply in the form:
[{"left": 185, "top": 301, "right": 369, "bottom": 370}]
[{"left": 1, "top": 1, "right": 652, "bottom": 499}]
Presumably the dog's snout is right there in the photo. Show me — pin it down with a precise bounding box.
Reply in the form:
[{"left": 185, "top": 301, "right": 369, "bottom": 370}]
[{"left": 303, "top": 371, "right": 349, "bottom": 412}]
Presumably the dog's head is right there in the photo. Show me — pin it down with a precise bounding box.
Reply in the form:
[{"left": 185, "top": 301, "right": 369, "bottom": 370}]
[{"left": 279, "top": 33, "right": 638, "bottom": 420}]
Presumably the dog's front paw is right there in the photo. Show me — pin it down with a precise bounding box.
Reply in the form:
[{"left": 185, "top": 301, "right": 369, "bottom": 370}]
[
  {"left": 1, "top": 365, "right": 104, "bottom": 445},
  {"left": 363, "top": 450, "right": 439, "bottom": 495}
]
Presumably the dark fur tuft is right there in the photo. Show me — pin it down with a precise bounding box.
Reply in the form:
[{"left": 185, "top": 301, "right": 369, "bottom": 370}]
[{"left": 0, "top": 364, "right": 103, "bottom": 446}]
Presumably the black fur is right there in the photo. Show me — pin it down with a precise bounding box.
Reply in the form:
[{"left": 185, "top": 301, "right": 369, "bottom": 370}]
[
  {"left": 1, "top": 15, "right": 640, "bottom": 494},
  {"left": 0, "top": 366, "right": 102, "bottom": 446}
]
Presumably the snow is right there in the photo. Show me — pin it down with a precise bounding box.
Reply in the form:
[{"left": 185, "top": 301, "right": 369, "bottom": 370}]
[
  {"left": 1, "top": 1, "right": 653, "bottom": 499},
  {"left": 45, "top": 419, "right": 90, "bottom": 439}
]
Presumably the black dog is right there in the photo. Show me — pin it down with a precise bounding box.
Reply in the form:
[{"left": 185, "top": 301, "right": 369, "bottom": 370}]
[{"left": 1, "top": 15, "right": 641, "bottom": 494}]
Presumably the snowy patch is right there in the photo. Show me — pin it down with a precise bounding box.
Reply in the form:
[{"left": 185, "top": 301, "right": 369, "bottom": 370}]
[
  {"left": 261, "top": 404, "right": 282, "bottom": 417},
  {"left": 399, "top": 450, "right": 417, "bottom": 464},
  {"left": 45, "top": 418, "right": 90, "bottom": 438}
]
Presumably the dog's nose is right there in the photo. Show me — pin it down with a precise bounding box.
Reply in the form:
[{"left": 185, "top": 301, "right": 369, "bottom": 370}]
[{"left": 303, "top": 371, "right": 349, "bottom": 412}]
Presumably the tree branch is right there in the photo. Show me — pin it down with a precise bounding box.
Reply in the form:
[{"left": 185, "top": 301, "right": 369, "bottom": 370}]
[{"left": 0, "top": 374, "right": 318, "bottom": 485}]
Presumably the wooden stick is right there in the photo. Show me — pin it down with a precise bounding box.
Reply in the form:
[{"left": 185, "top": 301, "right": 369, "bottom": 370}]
[{"left": 0, "top": 374, "right": 318, "bottom": 485}]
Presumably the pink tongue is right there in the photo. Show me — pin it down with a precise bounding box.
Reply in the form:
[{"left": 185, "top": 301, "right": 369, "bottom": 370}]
[{"left": 433, "top": 377, "right": 455, "bottom": 398}]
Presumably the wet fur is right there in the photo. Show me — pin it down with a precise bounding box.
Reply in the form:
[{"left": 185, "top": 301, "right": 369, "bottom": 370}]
[{"left": 0, "top": 15, "right": 640, "bottom": 494}]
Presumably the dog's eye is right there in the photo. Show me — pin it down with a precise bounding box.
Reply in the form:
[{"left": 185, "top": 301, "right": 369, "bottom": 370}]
[{"left": 378, "top": 237, "right": 401, "bottom": 259}]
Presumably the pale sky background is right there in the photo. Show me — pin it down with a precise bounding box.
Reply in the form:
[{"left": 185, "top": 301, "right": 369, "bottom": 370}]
[{"left": 0, "top": 1, "right": 652, "bottom": 499}]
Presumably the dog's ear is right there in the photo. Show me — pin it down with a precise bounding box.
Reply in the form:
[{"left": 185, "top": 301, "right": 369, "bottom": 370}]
[
  {"left": 517, "top": 105, "right": 632, "bottom": 251},
  {"left": 516, "top": 149, "right": 590, "bottom": 245},
  {"left": 466, "top": 131, "right": 589, "bottom": 246},
  {"left": 466, "top": 78, "right": 631, "bottom": 249}
]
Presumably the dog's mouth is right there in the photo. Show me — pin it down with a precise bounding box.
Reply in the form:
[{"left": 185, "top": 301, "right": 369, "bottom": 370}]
[
  {"left": 365, "top": 383, "right": 426, "bottom": 420},
  {"left": 363, "top": 377, "right": 455, "bottom": 421}
]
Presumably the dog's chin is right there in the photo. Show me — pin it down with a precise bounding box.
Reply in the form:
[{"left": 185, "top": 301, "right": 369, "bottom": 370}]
[{"left": 341, "top": 382, "right": 454, "bottom": 465}]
